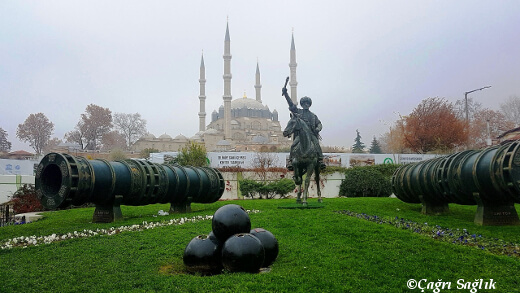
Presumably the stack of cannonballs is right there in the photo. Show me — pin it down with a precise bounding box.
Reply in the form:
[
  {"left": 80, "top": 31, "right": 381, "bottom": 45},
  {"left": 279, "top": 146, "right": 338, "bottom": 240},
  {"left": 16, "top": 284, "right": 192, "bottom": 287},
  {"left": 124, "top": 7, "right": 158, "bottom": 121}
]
[{"left": 183, "top": 204, "right": 279, "bottom": 274}]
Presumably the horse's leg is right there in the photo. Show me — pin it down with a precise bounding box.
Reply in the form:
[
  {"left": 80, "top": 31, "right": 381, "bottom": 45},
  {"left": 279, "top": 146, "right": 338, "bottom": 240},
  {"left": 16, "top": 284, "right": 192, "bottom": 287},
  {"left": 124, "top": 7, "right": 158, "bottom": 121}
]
[
  {"left": 294, "top": 163, "right": 302, "bottom": 204},
  {"left": 302, "top": 164, "right": 314, "bottom": 207},
  {"left": 316, "top": 165, "right": 322, "bottom": 203}
]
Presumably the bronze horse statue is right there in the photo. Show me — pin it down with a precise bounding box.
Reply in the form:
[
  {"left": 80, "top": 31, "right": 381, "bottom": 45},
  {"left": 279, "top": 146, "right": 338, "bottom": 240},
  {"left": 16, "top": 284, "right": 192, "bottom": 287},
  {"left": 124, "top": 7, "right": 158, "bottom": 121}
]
[{"left": 283, "top": 113, "right": 322, "bottom": 206}]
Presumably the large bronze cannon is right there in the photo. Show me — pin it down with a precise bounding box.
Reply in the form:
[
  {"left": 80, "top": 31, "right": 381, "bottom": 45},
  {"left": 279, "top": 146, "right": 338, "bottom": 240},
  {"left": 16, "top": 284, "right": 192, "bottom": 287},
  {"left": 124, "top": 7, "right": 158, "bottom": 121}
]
[
  {"left": 392, "top": 142, "right": 520, "bottom": 225},
  {"left": 35, "top": 153, "right": 225, "bottom": 223}
]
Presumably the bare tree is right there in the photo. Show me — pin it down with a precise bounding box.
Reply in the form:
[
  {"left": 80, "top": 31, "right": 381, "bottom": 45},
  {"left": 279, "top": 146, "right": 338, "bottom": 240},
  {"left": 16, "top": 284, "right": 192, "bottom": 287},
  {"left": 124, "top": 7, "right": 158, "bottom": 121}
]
[
  {"left": 454, "top": 97, "right": 482, "bottom": 121},
  {"left": 379, "top": 119, "right": 409, "bottom": 154},
  {"left": 0, "top": 127, "right": 12, "bottom": 152},
  {"left": 64, "top": 128, "right": 85, "bottom": 150},
  {"left": 16, "top": 113, "right": 54, "bottom": 154},
  {"left": 253, "top": 151, "right": 280, "bottom": 183},
  {"left": 66, "top": 104, "right": 112, "bottom": 150},
  {"left": 469, "top": 108, "right": 515, "bottom": 149},
  {"left": 403, "top": 97, "right": 466, "bottom": 154},
  {"left": 113, "top": 112, "right": 147, "bottom": 150},
  {"left": 101, "top": 131, "right": 127, "bottom": 151},
  {"left": 43, "top": 137, "right": 63, "bottom": 154},
  {"left": 499, "top": 95, "right": 520, "bottom": 127}
]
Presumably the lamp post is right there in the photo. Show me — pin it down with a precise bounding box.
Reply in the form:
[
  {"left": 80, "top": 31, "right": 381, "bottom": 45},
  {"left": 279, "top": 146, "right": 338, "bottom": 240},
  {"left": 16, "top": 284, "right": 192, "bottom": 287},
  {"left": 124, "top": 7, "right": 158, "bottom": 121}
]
[{"left": 465, "top": 86, "right": 491, "bottom": 124}]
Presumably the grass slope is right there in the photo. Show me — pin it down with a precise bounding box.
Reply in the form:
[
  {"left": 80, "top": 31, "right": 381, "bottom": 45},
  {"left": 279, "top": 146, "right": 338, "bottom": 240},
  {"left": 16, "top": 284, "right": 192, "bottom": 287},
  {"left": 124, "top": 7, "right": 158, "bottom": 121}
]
[{"left": 1, "top": 198, "right": 519, "bottom": 292}]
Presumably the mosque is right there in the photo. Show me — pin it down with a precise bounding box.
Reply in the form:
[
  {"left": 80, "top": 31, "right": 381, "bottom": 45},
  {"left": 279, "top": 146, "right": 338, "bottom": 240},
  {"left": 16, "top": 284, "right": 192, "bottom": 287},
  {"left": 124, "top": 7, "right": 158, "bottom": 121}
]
[{"left": 132, "top": 22, "right": 301, "bottom": 152}]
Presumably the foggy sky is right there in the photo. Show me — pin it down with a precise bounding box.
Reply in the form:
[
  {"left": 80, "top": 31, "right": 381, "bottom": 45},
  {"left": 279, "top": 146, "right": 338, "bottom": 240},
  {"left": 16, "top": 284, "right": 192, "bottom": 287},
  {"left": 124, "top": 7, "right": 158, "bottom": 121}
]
[{"left": 1, "top": 1, "right": 519, "bottom": 152}]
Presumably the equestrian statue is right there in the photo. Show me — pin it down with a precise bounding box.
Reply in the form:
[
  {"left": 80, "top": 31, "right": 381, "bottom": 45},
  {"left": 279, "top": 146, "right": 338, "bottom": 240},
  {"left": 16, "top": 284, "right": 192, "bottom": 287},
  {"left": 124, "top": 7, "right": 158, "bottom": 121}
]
[{"left": 282, "top": 77, "right": 324, "bottom": 206}]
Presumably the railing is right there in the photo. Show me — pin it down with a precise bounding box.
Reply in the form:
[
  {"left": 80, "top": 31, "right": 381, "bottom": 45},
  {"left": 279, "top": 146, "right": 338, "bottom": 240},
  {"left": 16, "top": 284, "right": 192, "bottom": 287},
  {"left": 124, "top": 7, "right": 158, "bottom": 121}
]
[{"left": 0, "top": 203, "right": 14, "bottom": 227}]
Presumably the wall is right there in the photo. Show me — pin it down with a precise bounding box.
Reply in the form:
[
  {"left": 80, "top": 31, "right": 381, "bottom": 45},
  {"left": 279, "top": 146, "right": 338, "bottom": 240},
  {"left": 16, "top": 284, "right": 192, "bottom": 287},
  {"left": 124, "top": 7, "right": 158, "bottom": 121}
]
[
  {"left": 0, "top": 175, "right": 35, "bottom": 204},
  {"left": 150, "top": 152, "right": 441, "bottom": 168},
  {"left": 218, "top": 171, "right": 345, "bottom": 200}
]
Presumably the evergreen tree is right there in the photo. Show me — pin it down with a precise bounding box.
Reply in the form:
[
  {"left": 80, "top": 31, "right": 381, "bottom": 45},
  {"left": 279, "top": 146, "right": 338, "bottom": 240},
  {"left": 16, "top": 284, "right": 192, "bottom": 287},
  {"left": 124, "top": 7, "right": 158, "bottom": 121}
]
[
  {"left": 351, "top": 129, "right": 365, "bottom": 153},
  {"left": 369, "top": 136, "right": 383, "bottom": 154},
  {"left": 175, "top": 141, "right": 208, "bottom": 167},
  {"left": 0, "top": 127, "right": 12, "bottom": 152}
]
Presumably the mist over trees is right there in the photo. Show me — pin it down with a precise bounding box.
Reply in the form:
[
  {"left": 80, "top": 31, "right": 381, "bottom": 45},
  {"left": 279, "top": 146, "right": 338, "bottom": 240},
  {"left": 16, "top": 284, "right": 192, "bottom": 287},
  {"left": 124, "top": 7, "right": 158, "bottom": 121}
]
[
  {"left": 380, "top": 94, "right": 519, "bottom": 154},
  {"left": 16, "top": 113, "right": 54, "bottom": 154},
  {"left": 402, "top": 97, "right": 466, "bottom": 153},
  {"left": 113, "top": 113, "right": 147, "bottom": 150},
  {"left": 0, "top": 127, "right": 12, "bottom": 152},
  {"left": 499, "top": 95, "right": 520, "bottom": 127}
]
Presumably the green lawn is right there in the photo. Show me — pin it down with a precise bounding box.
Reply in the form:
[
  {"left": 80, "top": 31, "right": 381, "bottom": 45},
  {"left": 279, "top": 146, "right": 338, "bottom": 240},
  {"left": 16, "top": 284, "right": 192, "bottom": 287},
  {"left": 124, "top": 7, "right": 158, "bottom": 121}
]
[{"left": 1, "top": 198, "right": 519, "bottom": 292}]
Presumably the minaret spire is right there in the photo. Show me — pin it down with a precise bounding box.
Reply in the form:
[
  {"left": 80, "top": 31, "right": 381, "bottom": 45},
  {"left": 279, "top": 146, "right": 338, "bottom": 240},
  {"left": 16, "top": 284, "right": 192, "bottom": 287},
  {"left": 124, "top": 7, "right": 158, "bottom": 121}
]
[
  {"left": 289, "top": 30, "right": 298, "bottom": 104},
  {"left": 255, "top": 60, "right": 262, "bottom": 103},
  {"left": 198, "top": 52, "right": 206, "bottom": 132},
  {"left": 223, "top": 20, "right": 233, "bottom": 140}
]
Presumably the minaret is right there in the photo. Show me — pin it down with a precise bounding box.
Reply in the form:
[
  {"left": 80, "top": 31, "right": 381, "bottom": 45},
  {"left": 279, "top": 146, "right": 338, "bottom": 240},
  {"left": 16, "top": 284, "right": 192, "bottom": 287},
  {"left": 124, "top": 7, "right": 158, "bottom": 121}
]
[
  {"left": 198, "top": 53, "right": 206, "bottom": 132},
  {"left": 223, "top": 21, "right": 232, "bottom": 139},
  {"left": 255, "top": 61, "right": 262, "bottom": 103},
  {"left": 289, "top": 31, "right": 298, "bottom": 104}
]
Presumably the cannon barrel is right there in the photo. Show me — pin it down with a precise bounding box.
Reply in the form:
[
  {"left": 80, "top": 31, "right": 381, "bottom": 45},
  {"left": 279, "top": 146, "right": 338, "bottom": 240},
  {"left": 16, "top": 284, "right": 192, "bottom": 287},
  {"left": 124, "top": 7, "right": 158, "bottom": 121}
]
[
  {"left": 392, "top": 142, "right": 520, "bottom": 225},
  {"left": 35, "top": 153, "right": 225, "bottom": 222}
]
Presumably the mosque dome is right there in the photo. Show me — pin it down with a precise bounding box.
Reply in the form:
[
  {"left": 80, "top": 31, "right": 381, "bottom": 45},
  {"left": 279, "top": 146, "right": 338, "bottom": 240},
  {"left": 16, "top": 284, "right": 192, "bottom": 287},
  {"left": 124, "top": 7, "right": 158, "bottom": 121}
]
[
  {"left": 205, "top": 129, "right": 220, "bottom": 135},
  {"left": 190, "top": 134, "right": 202, "bottom": 141},
  {"left": 231, "top": 97, "right": 267, "bottom": 110},
  {"left": 159, "top": 133, "right": 172, "bottom": 140},
  {"left": 174, "top": 134, "right": 188, "bottom": 141},
  {"left": 141, "top": 133, "right": 156, "bottom": 140}
]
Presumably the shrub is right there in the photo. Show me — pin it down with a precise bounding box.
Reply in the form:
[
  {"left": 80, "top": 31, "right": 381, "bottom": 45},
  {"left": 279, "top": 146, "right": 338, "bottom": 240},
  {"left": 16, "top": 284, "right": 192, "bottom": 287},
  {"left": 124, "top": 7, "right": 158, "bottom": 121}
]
[
  {"left": 238, "top": 178, "right": 295, "bottom": 199},
  {"left": 239, "top": 179, "right": 263, "bottom": 199},
  {"left": 9, "top": 184, "right": 44, "bottom": 213},
  {"left": 176, "top": 141, "right": 208, "bottom": 167},
  {"left": 339, "top": 165, "right": 397, "bottom": 197},
  {"left": 109, "top": 149, "right": 128, "bottom": 161},
  {"left": 270, "top": 178, "right": 295, "bottom": 198}
]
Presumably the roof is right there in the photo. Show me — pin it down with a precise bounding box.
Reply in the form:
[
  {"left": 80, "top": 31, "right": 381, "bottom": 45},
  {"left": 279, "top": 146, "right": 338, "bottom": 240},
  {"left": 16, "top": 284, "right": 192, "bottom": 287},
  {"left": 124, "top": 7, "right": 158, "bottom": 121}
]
[
  {"left": 9, "top": 150, "right": 34, "bottom": 156},
  {"left": 497, "top": 126, "right": 520, "bottom": 139}
]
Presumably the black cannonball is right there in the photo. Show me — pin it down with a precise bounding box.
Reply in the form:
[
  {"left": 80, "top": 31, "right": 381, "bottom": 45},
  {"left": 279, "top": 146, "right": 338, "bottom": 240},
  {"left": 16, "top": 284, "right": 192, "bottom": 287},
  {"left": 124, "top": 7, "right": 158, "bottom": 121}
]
[
  {"left": 250, "top": 228, "right": 279, "bottom": 267},
  {"left": 183, "top": 235, "right": 223, "bottom": 275},
  {"left": 212, "top": 204, "right": 251, "bottom": 242},
  {"left": 221, "top": 233, "right": 265, "bottom": 273}
]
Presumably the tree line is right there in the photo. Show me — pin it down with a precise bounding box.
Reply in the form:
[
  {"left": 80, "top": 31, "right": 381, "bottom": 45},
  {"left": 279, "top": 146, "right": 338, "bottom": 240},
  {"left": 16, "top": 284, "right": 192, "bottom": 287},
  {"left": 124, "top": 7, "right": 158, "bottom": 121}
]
[
  {"left": 352, "top": 95, "right": 520, "bottom": 154},
  {"left": 0, "top": 104, "right": 147, "bottom": 155}
]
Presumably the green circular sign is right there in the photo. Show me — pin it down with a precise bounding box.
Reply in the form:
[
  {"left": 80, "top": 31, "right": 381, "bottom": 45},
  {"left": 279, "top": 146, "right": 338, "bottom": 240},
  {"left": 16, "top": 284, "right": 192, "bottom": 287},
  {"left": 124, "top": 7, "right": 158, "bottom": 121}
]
[{"left": 383, "top": 158, "right": 394, "bottom": 164}]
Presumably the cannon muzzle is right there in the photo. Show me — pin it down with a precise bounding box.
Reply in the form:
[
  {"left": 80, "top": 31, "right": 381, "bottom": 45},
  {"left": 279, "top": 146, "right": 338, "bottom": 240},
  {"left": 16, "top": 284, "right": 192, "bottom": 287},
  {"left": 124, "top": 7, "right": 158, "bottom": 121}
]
[{"left": 35, "top": 153, "right": 225, "bottom": 222}]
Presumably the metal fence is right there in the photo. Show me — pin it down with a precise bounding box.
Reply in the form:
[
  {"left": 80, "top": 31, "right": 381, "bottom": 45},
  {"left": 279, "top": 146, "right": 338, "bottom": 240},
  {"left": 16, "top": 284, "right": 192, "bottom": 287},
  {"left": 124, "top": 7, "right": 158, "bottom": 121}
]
[{"left": 0, "top": 203, "right": 14, "bottom": 227}]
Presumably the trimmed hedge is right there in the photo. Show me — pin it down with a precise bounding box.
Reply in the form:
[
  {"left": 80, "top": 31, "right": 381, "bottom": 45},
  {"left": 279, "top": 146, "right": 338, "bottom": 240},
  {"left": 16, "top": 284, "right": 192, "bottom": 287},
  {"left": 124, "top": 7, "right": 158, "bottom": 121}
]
[
  {"left": 239, "top": 178, "right": 295, "bottom": 199},
  {"left": 339, "top": 164, "right": 399, "bottom": 197}
]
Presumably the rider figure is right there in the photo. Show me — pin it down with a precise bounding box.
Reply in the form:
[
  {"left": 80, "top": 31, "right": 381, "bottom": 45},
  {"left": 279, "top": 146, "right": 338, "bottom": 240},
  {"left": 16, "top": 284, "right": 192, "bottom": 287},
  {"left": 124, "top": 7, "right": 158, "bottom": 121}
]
[{"left": 282, "top": 87, "right": 326, "bottom": 170}]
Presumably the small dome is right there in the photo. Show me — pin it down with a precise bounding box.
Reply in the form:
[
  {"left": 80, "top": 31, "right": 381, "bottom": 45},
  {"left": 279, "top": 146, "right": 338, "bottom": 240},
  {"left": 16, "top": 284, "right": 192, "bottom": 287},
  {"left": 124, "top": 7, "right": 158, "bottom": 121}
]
[
  {"left": 174, "top": 134, "right": 188, "bottom": 141},
  {"left": 190, "top": 134, "right": 202, "bottom": 141},
  {"left": 141, "top": 133, "right": 156, "bottom": 140},
  {"left": 159, "top": 133, "right": 172, "bottom": 140},
  {"left": 205, "top": 129, "right": 220, "bottom": 135}
]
